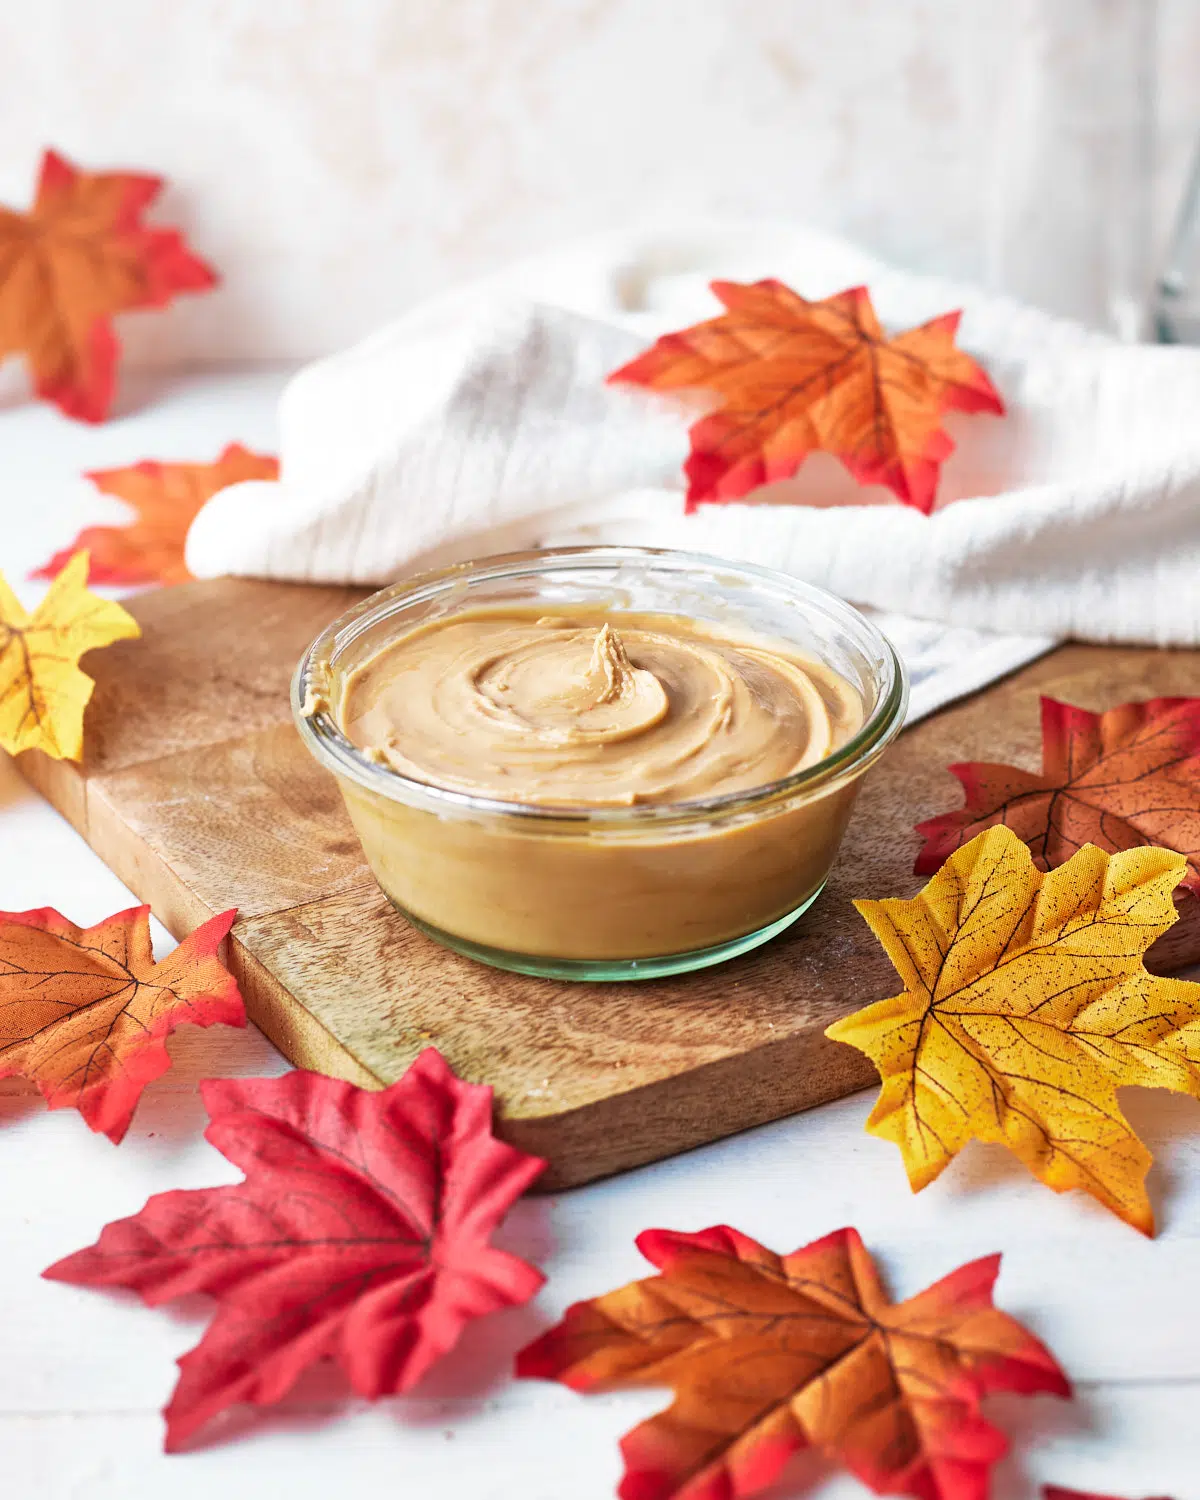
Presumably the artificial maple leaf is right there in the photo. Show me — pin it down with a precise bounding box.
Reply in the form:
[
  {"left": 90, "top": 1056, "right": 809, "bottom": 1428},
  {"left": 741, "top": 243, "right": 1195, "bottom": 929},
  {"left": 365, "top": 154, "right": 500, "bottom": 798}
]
[
  {"left": 826, "top": 825, "right": 1200, "bottom": 1234},
  {"left": 45, "top": 1049, "right": 546, "bottom": 1450},
  {"left": 34, "top": 444, "right": 279, "bottom": 587},
  {"left": 0, "top": 147, "right": 216, "bottom": 422},
  {"left": 517, "top": 1223, "right": 1068, "bottom": 1500},
  {"left": 0, "top": 904, "right": 242, "bottom": 1141},
  {"left": 0, "top": 550, "right": 139, "bottom": 760},
  {"left": 916, "top": 696, "right": 1200, "bottom": 896},
  {"left": 1044, "top": 1489, "right": 1176, "bottom": 1500},
  {"left": 608, "top": 278, "right": 1003, "bottom": 512}
]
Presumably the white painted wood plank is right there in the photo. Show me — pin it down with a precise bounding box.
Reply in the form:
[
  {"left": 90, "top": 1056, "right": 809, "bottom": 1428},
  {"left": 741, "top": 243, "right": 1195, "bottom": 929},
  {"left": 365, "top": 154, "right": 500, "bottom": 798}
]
[
  {"left": 0, "top": 1383, "right": 1196, "bottom": 1500},
  {"left": 7, "top": 1062, "right": 1200, "bottom": 1402}
]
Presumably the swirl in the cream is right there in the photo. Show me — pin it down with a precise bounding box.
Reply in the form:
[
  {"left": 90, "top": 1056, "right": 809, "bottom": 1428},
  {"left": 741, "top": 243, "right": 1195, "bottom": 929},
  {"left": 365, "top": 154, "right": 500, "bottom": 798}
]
[{"left": 339, "top": 609, "right": 865, "bottom": 807}]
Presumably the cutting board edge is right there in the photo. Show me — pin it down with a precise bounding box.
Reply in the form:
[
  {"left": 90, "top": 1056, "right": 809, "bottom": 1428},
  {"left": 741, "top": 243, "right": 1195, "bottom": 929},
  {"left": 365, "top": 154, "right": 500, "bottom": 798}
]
[
  {"left": 12, "top": 744, "right": 385, "bottom": 1095},
  {"left": 229, "top": 935, "right": 383, "bottom": 1090},
  {"left": 506, "top": 1028, "right": 879, "bottom": 1191},
  {"left": 14, "top": 750, "right": 87, "bottom": 836}
]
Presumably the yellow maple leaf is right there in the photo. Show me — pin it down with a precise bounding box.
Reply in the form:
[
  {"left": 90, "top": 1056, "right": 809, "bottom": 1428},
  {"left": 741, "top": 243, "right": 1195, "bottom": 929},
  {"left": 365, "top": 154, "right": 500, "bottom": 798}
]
[
  {"left": 826, "top": 824, "right": 1200, "bottom": 1233},
  {"left": 0, "top": 551, "right": 139, "bottom": 761}
]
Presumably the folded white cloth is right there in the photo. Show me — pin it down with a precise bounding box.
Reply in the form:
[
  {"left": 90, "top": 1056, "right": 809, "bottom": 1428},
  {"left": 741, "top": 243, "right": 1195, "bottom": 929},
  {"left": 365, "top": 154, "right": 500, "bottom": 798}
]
[{"left": 186, "top": 222, "right": 1200, "bottom": 720}]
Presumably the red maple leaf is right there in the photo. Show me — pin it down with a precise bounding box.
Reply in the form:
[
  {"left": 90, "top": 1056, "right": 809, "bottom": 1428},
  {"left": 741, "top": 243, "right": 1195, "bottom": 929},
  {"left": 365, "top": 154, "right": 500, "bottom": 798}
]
[
  {"left": 45, "top": 1049, "right": 546, "bottom": 1450},
  {"left": 608, "top": 279, "right": 1003, "bottom": 512},
  {"left": 518, "top": 1223, "right": 1068, "bottom": 1500},
  {"left": 0, "top": 148, "right": 216, "bottom": 422},
  {"left": 915, "top": 697, "right": 1200, "bottom": 893},
  {"left": 0, "top": 905, "right": 242, "bottom": 1141}
]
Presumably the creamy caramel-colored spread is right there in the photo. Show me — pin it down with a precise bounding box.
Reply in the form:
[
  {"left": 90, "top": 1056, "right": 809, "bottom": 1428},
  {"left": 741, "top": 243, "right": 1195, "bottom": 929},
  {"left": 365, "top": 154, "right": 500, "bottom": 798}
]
[
  {"left": 323, "top": 605, "right": 877, "bottom": 963},
  {"left": 338, "top": 608, "right": 864, "bottom": 808}
]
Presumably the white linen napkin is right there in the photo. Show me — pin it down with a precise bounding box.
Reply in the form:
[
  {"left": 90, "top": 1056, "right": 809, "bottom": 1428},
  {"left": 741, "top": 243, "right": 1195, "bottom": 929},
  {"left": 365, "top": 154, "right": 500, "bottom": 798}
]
[{"left": 186, "top": 222, "right": 1200, "bottom": 721}]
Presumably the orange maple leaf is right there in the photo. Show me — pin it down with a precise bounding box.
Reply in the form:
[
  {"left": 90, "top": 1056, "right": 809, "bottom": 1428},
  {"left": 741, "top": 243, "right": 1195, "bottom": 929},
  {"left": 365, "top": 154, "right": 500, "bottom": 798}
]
[
  {"left": 0, "top": 905, "right": 244, "bottom": 1141},
  {"left": 0, "top": 148, "right": 216, "bottom": 422},
  {"left": 34, "top": 444, "right": 280, "bottom": 587},
  {"left": 518, "top": 1224, "right": 1068, "bottom": 1500},
  {"left": 915, "top": 697, "right": 1200, "bottom": 894},
  {"left": 609, "top": 279, "right": 1003, "bottom": 512}
]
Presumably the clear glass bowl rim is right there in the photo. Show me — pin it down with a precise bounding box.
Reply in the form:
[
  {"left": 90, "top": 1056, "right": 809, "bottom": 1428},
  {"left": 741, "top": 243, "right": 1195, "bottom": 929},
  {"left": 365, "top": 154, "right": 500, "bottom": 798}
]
[{"left": 292, "top": 545, "right": 909, "bottom": 829}]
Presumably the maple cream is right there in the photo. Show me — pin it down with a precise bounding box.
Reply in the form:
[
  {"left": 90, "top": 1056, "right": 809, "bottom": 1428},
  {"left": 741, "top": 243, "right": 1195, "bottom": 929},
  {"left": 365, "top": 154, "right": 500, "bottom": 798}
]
[
  {"left": 338, "top": 609, "right": 864, "bottom": 808},
  {"left": 294, "top": 548, "right": 907, "bottom": 977}
]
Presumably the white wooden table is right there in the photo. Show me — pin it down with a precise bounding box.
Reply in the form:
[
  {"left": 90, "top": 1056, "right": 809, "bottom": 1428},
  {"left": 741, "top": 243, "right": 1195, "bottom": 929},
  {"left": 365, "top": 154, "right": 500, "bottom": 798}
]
[{"left": 1, "top": 373, "right": 1196, "bottom": 1499}]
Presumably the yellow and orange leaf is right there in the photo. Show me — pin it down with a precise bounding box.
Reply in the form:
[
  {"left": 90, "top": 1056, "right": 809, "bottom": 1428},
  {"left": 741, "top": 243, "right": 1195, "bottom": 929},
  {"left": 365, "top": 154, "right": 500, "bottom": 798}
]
[
  {"left": 0, "top": 148, "right": 216, "bottom": 422},
  {"left": 0, "top": 904, "right": 244, "bottom": 1141},
  {"left": 608, "top": 279, "right": 1003, "bottom": 512},
  {"left": 518, "top": 1223, "right": 1068, "bottom": 1500},
  {"left": 0, "top": 551, "right": 139, "bottom": 760},
  {"left": 827, "top": 825, "right": 1200, "bottom": 1233},
  {"left": 35, "top": 444, "right": 279, "bottom": 587}
]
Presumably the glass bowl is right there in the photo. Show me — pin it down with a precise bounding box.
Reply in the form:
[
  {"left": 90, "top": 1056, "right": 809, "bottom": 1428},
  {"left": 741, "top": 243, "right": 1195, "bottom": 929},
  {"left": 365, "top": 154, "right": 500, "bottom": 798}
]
[{"left": 293, "top": 546, "right": 907, "bottom": 981}]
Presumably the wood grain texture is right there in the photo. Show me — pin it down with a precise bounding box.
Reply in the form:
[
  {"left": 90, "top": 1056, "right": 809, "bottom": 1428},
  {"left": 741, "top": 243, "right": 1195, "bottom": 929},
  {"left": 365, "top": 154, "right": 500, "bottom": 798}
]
[
  {"left": 11, "top": 579, "right": 1200, "bottom": 1189},
  {"left": 22, "top": 577, "right": 368, "bottom": 786},
  {"left": 89, "top": 724, "right": 371, "bottom": 926}
]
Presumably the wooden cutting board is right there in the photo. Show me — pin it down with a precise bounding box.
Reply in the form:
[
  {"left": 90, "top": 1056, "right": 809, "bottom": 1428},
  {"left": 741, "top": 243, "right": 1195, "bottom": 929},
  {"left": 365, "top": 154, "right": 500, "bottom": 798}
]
[{"left": 14, "top": 578, "right": 1200, "bottom": 1189}]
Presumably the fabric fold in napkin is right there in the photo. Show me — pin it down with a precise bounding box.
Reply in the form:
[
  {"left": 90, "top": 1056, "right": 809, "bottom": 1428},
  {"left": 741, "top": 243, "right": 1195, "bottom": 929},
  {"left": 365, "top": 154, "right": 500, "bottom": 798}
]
[{"left": 186, "top": 222, "right": 1200, "bottom": 722}]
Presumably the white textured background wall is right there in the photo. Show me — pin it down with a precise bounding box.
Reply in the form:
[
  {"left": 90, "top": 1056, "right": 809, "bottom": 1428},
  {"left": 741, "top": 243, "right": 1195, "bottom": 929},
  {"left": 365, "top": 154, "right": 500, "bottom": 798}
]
[{"left": 0, "top": 0, "right": 1195, "bottom": 364}]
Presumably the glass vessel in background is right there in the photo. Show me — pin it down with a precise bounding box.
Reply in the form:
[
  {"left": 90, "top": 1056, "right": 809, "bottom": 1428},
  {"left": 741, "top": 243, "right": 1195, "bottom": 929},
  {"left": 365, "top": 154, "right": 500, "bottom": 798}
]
[
  {"left": 1156, "top": 134, "right": 1200, "bottom": 344},
  {"left": 983, "top": 0, "right": 1157, "bottom": 337}
]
